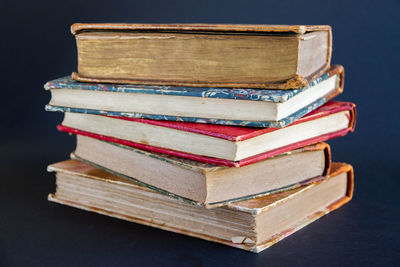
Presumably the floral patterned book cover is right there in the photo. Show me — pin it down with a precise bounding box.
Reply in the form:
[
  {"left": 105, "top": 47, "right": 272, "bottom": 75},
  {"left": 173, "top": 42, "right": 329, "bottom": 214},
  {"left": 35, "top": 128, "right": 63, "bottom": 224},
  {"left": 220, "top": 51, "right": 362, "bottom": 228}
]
[{"left": 45, "top": 65, "right": 344, "bottom": 127}]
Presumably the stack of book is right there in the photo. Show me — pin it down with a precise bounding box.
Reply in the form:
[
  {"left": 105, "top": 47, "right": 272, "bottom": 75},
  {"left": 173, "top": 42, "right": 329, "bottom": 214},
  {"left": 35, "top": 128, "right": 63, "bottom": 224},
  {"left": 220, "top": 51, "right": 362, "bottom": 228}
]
[{"left": 45, "top": 24, "right": 356, "bottom": 253}]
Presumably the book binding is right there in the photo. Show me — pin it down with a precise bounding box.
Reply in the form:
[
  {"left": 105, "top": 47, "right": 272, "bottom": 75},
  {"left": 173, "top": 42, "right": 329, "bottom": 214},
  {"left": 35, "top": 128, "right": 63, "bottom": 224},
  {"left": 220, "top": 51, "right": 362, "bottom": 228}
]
[
  {"left": 59, "top": 124, "right": 336, "bottom": 168},
  {"left": 47, "top": 161, "right": 353, "bottom": 252},
  {"left": 55, "top": 101, "right": 355, "bottom": 167},
  {"left": 71, "top": 23, "right": 332, "bottom": 89},
  {"left": 45, "top": 88, "right": 346, "bottom": 129},
  {"left": 46, "top": 65, "right": 343, "bottom": 104},
  {"left": 68, "top": 147, "right": 331, "bottom": 209}
]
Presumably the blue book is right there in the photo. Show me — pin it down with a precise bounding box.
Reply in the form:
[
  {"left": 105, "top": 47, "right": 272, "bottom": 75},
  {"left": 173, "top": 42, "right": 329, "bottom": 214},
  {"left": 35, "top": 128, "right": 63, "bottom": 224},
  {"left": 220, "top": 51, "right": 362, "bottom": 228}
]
[{"left": 45, "top": 65, "right": 343, "bottom": 128}]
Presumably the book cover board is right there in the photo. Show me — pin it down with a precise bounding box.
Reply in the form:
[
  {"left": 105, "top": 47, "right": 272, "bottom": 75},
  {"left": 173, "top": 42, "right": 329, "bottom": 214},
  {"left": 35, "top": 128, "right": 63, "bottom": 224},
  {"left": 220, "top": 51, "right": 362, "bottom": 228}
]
[
  {"left": 57, "top": 101, "right": 355, "bottom": 167},
  {"left": 45, "top": 66, "right": 344, "bottom": 128},
  {"left": 69, "top": 142, "right": 331, "bottom": 208},
  {"left": 48, "top": 161, "right": 353, "bottom": 253},
  {"left": 71, "top": 23, "right": 332, "bottom": 89}
]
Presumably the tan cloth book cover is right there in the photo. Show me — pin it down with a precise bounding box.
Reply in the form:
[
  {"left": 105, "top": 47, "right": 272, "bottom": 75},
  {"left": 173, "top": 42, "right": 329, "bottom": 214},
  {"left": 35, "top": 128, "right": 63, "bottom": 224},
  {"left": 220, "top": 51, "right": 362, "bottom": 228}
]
[{"left": 71, "top": 23, "right": 331, "bottom": 89}]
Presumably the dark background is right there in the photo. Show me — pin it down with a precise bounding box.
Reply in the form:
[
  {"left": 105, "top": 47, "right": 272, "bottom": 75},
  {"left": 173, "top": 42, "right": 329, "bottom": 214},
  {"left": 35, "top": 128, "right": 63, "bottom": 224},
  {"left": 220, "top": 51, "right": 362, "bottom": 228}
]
[{"left": 1, "top": 0, "right": 399, "bottom": 266}]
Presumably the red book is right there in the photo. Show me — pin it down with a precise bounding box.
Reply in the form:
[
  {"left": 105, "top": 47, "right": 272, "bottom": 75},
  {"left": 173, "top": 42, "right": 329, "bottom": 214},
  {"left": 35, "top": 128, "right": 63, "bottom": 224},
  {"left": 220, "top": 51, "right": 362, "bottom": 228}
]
[{"left": 58, "top": 101, "right": 356, "bottom": 167}]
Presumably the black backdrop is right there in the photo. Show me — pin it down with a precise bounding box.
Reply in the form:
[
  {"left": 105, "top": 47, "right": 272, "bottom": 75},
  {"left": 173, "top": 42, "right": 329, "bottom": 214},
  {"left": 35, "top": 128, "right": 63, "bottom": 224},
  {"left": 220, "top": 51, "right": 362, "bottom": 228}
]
[{"left": 1, "top": 0, "right": 399, "bottom": 266}]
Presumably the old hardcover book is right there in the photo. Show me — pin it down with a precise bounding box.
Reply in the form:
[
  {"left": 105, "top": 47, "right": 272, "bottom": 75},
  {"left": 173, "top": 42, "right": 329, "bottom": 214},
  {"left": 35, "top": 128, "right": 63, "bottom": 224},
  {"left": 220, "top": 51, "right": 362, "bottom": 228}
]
[
  {"left": 48, "top": 160, "right": 353, "bottom": 253},
  {"left": 56, "top": 101, "right": 355, "bottom": 167},
  {"left": 70, "top": 137, "right": 331, "bottom": 207},
  {"left": 45, "top": 65, "right": 343, "bottom": 127},
  {"left": 71, "top": 23, "right": 332, "bottom": 89}
]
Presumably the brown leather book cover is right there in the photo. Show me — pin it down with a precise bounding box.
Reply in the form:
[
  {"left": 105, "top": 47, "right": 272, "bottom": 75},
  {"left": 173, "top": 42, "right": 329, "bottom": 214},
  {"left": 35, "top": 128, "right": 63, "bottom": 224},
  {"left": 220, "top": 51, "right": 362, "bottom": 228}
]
[
  {"left": 71, "top": 23, "right": 332, "bottom": 89},
  {"left": 48, "top": 161, "right": 353, "bottom": 253}
]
